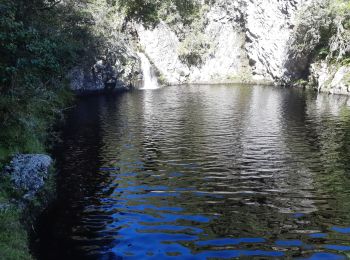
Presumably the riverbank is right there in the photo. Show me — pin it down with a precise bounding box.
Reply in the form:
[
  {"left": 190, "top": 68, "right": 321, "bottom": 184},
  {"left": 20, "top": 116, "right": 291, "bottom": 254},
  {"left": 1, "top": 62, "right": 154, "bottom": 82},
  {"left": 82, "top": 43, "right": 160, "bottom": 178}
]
[
  {"left": 0, "top": 1, "right": 130, "bottom": 256},
  {"left": 0, "top": 155, "right": 55, "bottom": 259}
]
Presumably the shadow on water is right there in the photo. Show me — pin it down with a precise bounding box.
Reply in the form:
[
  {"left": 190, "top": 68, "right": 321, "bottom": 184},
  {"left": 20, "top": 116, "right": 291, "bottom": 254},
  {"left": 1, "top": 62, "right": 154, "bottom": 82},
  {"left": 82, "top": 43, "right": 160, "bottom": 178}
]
[{"left": 34, "top": 85, "right": 350, "bottom": 259}]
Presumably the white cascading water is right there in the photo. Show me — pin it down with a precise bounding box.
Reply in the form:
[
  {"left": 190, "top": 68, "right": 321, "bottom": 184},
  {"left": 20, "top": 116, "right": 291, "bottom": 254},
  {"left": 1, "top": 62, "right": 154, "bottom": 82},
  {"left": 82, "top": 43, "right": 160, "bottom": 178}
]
[{"left": 137, "top": 52, "right": 159, "bottom": 90}]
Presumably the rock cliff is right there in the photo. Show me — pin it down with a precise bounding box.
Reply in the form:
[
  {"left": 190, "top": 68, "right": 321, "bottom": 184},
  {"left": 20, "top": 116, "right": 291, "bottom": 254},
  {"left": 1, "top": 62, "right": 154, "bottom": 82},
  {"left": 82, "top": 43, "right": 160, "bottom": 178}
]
[
  {"left": 306, "top": 1, "right": 350, "bottom": 94},
  {"left": 68, "top": 41, "right": 141, "bottom": 93},
  {"left": 137, "top": 0, "right": 313, "bottom": 85},
  {"left": 67, "top": 1, "right": 142, "bottom": 93},
  {"left": 135, "top": 0, "right": 350, "bottom": 94},
  {"left": 71, "top": 0, "right": 350, "bottom": 95}
]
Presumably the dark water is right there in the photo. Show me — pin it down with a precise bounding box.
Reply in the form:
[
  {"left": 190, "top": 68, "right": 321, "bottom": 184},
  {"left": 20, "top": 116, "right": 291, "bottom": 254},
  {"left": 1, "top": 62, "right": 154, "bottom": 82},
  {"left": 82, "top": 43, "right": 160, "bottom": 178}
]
[{"left": 36, "top": 85, "right": 350, "bottom": 259}]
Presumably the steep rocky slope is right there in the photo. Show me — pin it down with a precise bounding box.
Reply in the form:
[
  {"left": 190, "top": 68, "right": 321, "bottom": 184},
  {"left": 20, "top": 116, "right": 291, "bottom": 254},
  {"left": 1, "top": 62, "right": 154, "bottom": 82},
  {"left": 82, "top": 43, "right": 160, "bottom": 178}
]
[
  {"left": 307, "top": 1, "right": 350, "bottom": 94},
  {"left": 135, "top": 0, "right": 350, "bottom": 94},
  {"left": 137, "top": 0, "right": 312, "bottom": 85},
  {"left": 67, "top": 1, "right": 142, "bottom": 93},
  {"left": 71, "top": 0, "right": 350, "bottom": 94}
]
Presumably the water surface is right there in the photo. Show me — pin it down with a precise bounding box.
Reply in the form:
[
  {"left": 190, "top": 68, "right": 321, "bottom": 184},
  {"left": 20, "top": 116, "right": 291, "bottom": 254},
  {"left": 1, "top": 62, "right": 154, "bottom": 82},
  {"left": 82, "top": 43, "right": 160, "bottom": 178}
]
[{"left": 37, "top": 85, "right": 350, "bottom": 259}]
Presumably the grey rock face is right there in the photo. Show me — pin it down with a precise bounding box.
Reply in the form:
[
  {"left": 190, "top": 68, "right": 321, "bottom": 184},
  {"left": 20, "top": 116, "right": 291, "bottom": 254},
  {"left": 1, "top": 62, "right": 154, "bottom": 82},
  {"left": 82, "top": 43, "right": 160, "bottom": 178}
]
[
  {"left": 304, "top": 1, "right": 350, "bottom": 95},
  {"left": 281, "top": 0, "right": 331, "bottom": 84},
  {"left": 190, "top": 0, "right": 248, "bottom": 83},
  {"left": 71, "top": 0, "right": 349, "bottom": 94},
  {"left": 138, "top": 22, "right": 190, "bottom": 84},
  {"left": 67, "top": 0, "right": 142, "bottom": 93},
  {"left": 310, "top": 62, "right": 350, "bottom": 95},
  {"left": 68, "top": 43, "right": 141, "bottom": 93},
  {"left": 3, "top": 154, "right": 53, "bottom": 200},
  {"left": 245, "top": 0, "right": 307, "bottom": 82},
  {"left": 137, "top": 1, "right": 248, "bottom": 84},
  {"left": 69, "top": 66, "right": 105, "bottom": 92},
  {"left": 68, "top": 39, "right": 141, "bottom": 93},
  {"left": 137, "top": 0, "right": 313, "bottom": 85}
]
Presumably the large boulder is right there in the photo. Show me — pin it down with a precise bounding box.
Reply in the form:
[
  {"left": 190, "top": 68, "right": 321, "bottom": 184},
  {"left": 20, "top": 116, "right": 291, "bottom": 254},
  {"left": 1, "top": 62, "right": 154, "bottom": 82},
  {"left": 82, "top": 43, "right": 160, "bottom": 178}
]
[
  {"left": 309, "top": 62, "right": 350, "bottom": 95},
  {"left": 3, "top": 154, "right": 53, "bottom": 200}
]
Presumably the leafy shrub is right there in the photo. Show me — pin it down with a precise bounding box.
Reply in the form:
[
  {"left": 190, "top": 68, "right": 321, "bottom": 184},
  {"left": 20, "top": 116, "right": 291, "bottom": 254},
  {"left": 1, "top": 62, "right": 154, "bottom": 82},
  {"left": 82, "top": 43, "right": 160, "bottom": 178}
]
[
  {"left": 115, "top": 0, "right": 200, "bottom": 28},
  {"left": 178, "top": 31, "right": 212, "bottom": 67},
  {"left": 0, "top": 0, "right": 98, "bottom": 164}
]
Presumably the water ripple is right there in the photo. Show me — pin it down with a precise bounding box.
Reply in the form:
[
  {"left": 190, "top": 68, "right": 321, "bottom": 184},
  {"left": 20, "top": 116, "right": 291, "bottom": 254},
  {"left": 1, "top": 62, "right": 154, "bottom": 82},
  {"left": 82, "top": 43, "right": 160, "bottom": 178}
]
[{"left": 37, "top": 85, "right": 350, "bottom": 259}]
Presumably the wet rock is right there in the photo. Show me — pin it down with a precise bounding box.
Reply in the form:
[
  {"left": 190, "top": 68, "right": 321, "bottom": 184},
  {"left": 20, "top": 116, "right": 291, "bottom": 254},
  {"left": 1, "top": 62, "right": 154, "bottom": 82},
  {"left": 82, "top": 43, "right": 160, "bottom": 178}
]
[
  {"left": 310, "top": 62, "right": 350, "bottom": 95},
  {"left": 3, "top": 154, "right": 53, "bottom": 200}
]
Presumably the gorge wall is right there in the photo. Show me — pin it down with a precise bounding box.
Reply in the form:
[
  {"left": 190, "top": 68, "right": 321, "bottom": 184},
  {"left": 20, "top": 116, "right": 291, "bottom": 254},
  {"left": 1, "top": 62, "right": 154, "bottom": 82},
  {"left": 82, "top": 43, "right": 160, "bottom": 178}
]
[
  {"left": 136, "top": 0, "right": 350, "bottom": 94},
  {"left": 70, "top": 0, "right": 350, "bottom": 95},
  {"left": 137, "top": 0, "right": 308, "bottom": 85}
]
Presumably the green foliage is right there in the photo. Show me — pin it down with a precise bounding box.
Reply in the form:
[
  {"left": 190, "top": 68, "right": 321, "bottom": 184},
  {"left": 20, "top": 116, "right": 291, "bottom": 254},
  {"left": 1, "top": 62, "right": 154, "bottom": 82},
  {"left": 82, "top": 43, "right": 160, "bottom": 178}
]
[
  {"left": 314, "top": 0, "right": 350, "bottom": 62},
  {"left": 176, "top": 5, "right": 212, "bottom": 67},
  {"left": 0, "top": 2, "right": 91, "bottom": 255},
  {"left": 330, "top": 0, "right": 350, "bottom": 15},
  {"left": 0, "top": 165, "right": 56, "bottom": 260},
  {"left": 293, "top": 78, "right": 309, "bottom": 87},
  {"left": 178, "top": 31, "right": 212, "bottom": 67},
  {"left": 115, "top": 0, "right": 200, "bottom": 28},
  {"left": 318, "top": 47, "right": 330, "bottom": 59},
  {"left": 341, "top": 57, "right": 350, "bottom": 65},
  {"left": 0, "top": 207, "right": 31, "bottom": 260},
  {"left": 0, "top": 174, "right": 30, "bottom": 259},
  {"left": 0, "top": 0, "right": 98, "bottom": 165}
]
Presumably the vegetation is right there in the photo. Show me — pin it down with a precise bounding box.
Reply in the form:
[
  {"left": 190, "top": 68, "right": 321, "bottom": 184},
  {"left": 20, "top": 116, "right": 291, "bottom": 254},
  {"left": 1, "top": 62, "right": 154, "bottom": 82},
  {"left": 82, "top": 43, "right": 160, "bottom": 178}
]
[
  {"left": 115, "top": 0, "right": 201, "bottom": 28},
  {"left": 0, "top": 0, "right": 99, "bottom": 258},
  {"left": 0, "top": 1, "right": 201, "bottom": 258},
  {"left": 285, "top": 0, "right": 350, "bottom": 85},
  {"left": 0, "top": 0, "right": 100, "bottom": 167},
  {"left": 311, "top": 0, "right": 350, "bottom": 63},
  {"left": 0, "top": 0, "right": 202, "bottom": 169},
  {"left": 177, "top": 5, "right": 213, "bottom": 67},
  {"left": 178, "top": 31, "right": 212, "bottom": 67},
  {"left": 0, "top": 164, "right": 56, "bottom": 260},
  {"left": 328, "top": 0, "right": 350, "bottom": 62},
  {"left": 0, "top": 207, "right": 30, "bottom": 260}
]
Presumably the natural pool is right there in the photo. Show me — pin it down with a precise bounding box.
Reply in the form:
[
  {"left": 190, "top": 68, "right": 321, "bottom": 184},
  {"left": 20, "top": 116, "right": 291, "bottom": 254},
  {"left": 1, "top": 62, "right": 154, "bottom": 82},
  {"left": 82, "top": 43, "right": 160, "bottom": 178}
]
[{"left": 36, "top": 85, "right": 350, "bottom": 259}]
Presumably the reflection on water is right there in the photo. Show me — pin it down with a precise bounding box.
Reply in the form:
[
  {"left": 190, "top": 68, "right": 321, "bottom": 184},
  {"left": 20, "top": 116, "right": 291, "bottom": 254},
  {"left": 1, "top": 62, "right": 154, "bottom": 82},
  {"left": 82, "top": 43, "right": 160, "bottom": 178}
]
[{"left": 36, "top": 85, "right": 350, "bottom": 259}]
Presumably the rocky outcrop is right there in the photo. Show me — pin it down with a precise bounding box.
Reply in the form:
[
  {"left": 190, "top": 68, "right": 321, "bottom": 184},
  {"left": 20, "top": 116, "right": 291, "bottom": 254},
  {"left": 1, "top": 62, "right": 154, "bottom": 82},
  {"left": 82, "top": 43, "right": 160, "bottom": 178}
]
[
  {"left": 69, "top": 42, "right": 141, "bottom": 93},
  {"left": 70, "top": 0, "right": 349, "bottom": 94},
  {"left": 245, "top": 0, "right": 309, "bottom": 82},
  {"left": 138, "top": 22, "right": 190, "bottom": 84},
  {"left": 189, "top": 1, "right": 248, "bottom": 83},
  {"left": 310, "top": 63, "right": 350, "bottom": 94},
  {"left": 136, "top": 0, "right": 314, "bottom": 85},
  {"left": 304, "top": 1, "right": 350, "bottom": 94},
  {"left": 137, "top": 1, "right": 249, "bottom": 84},
  {"left": 67, "top": 0, "right": 142, "bottom": 93},
  {"left": 3, "top": 154, "right": 53, "bottom": 200}
]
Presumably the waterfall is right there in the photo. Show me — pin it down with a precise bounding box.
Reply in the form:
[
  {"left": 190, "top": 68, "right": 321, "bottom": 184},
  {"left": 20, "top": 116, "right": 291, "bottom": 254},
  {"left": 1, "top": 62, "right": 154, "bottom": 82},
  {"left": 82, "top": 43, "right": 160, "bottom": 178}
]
[{"left": 137, "top": 52, "right": 159, "bottom": 90}]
